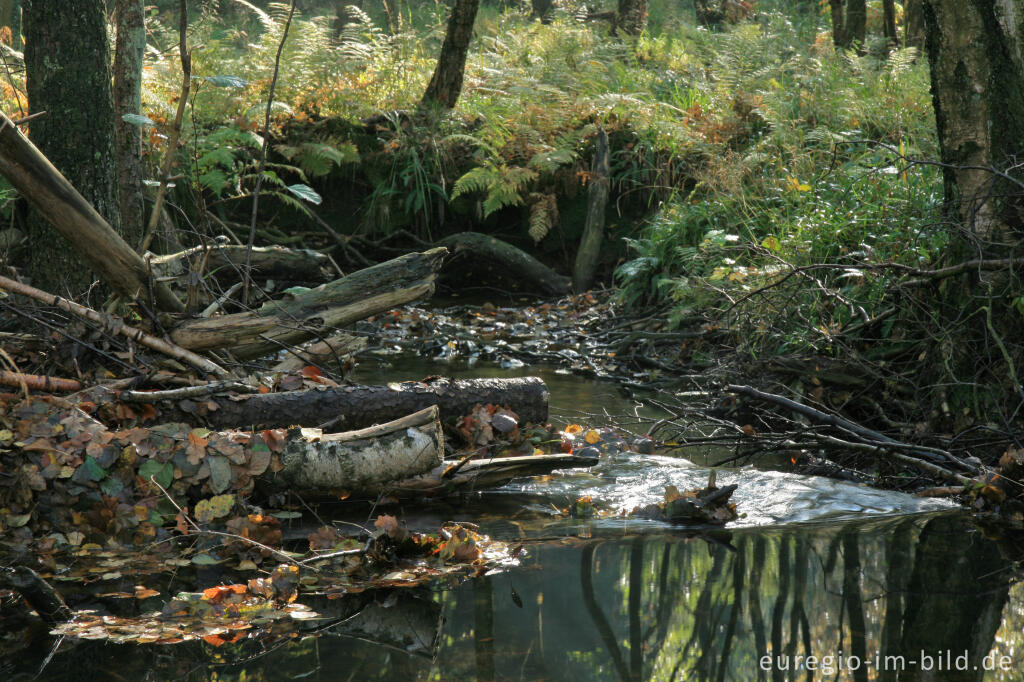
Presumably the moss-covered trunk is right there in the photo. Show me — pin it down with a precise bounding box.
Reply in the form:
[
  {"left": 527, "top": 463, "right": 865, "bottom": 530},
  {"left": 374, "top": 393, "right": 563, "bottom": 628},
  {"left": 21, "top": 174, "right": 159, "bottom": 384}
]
[
  {"left": 113, "top": 0, "right": 145, "bottom": 251},
  {"left": 843, "top": 0, "right": 866, "bottom": 50},
  {"left": 904, "top": 0, "right": 924, "bottom": 49},
  {"left": 23, "top": 0, "right": 121, "bottom": 293},
  {"left": 420, "top": 0, "right": 480, "bottom": 109},
  {"left": 922, "top": 0, "right": 1024, "bottom": 241}
]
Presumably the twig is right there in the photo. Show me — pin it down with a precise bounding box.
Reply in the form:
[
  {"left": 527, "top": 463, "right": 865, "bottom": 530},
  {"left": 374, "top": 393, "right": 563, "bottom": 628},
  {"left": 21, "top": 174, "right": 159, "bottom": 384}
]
[
  {"left": 243, "top": 0, "right": 297, "bottom": 306},
  {"left": 147, "top": 474, "right": 305, "bottom": 569},
  {"left": 0, "top": 275, "right": 231, "bottom": 379},
  {"left": 138, "top": 0, "right": 190, "bottom": 254},
  {"left": 119, "top": 380, "right": 258, "bottom": 402}
]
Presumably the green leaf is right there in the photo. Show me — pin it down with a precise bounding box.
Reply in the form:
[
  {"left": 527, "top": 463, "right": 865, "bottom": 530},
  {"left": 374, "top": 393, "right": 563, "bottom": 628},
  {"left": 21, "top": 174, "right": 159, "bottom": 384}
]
[
  {"left": 286, "top": 183, "right": 322, "bottom": 205},
  {"left": 208, "top": 455, "right": 232, "bottom": 494},
  {"left": 139, "top": 459, "right": 173, "bottom": 489},
  {"left": 81, "top": 456, "right": 107, "bottom": 482},
  {"left": 121, "top": 113, "right": 155, "bottom": 129},
  {"left": 194, "top": 494, "right": 236, "bottom": 524},
  {"left": 191, "top": 553, "right": 225, "bottom": 565},
  {"left": 99, "top": 477, "right": 124, "bottom": 496},
  {"left": 203, "top": 75, "right": 248, "bottom": 88}
]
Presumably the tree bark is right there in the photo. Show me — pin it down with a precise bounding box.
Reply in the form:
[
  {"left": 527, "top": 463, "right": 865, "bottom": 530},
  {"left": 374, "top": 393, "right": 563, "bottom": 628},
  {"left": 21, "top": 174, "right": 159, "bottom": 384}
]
[
  {"left": 148, "top": 243, "right": 334, "bottom": 288},
  {"left": 420, "top": 0, "right": 480, "bottom": 109},
  {"left": 842, "top": 0, "right": 866, "bottom": 51},
  {"left": 23, "top": 0, "right": 122, "bottom": 293},
  {"left": 829, "top": 0, "right": 845, "bottom": 47},
  {"left": 268, "top": 406, "right": 445, "bottom": 497},
  {"left": 169, "top": 247, "right": 446, "bottom": 358},
  {"left": 437, "top": 232, "right": 570, "bottom": 296},
  {"left": 113, "top": 0, "right": 146, "bottom": 249},
  {"left": 0, "top": 110, "right": 184, "bottom": 312},
  {"left": 144, "top": 376, "right": 551, "bottom": 431},
  {"left": 921, "top": 0, "right": 1024, "bottom": 241},
  {"left": 904, "top": 0, "right": 924, "bottom": 50},
  {"left": 573, "top": 128, "right": 609, "bottom": 293},
  {"left": 616, "top": 0, "right": 648, "bottom": 36},
  {"left": 882, "top": 0, "right": 898, "bottom": 49}
]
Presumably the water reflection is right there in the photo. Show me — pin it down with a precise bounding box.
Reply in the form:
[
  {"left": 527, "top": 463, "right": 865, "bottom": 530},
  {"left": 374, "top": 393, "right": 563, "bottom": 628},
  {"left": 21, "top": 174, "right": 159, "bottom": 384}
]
[{"left": 436, "top": 513, "right": 1021, "bottom": 681}]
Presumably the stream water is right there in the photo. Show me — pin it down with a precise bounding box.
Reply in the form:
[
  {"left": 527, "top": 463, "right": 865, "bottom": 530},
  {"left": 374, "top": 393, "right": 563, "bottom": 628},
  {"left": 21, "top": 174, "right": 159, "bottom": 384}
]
[{"left": 7, "top": 360, "right": 1024, "bottom": 680}]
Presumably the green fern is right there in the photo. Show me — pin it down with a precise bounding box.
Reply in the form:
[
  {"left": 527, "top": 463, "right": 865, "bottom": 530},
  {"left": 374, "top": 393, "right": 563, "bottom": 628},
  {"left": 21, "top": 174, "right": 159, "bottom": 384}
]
[
  {"left": 451, "top": 164, "right": 538, "bottom": 218},
  {"left": 528, "top": 193, "right": 558, "bottom": 243}
]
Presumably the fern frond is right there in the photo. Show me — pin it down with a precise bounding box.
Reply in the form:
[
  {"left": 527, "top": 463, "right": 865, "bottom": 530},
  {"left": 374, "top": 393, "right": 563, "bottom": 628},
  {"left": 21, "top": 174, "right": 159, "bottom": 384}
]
[{"left": 528, "top": 193, "right": 558, "bottom": 243}]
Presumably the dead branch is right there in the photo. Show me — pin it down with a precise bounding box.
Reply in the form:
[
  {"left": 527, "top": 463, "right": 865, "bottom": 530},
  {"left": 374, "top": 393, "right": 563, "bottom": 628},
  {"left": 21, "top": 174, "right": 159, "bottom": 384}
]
[{"left": 0, "top": 275, "right": 230, "bottom": 379}]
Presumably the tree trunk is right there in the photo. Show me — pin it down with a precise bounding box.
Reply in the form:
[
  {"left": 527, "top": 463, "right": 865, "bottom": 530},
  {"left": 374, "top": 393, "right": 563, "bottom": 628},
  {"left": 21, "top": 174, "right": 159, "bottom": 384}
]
[
  {"left": 23, "top": 0, "right": 122, "bottom": 293},
  {"left": 0, "top": 0, "right": 20, "bottom": 49},
  {"left": 113, "top": 0, "right": 146, "bottom": 250},
  {"left": 420, "top": 0, "right": 480, "bottom": 109},
  {"left": 573, "top": 128, "right": 609, "bottom": 293},
  {"left": 829, "top": 0, "right": 845, "bottom": 48},
  {"left": 616, "top": 0, "right": 648, "bottom": 36},
  {"left": 882, "top": 0, "right": 898, "bottom": 49},
  {"left": 921, "top": 0, "right": 1024, "bottom": 241},
  {"left": 843, "top": 0, "right": 866, "bottom": 51},
  {"left": 148, "top": 243, "right": 334, "bottom": 288},
  {"left": 904, "top": 0, "right": 924, "bottom": 50},
  {"left": 0, "top": 111, "right": 185, "bottom": 312},
  {"left": 143, "top": 376, "right": 551, "bottom": 431}
]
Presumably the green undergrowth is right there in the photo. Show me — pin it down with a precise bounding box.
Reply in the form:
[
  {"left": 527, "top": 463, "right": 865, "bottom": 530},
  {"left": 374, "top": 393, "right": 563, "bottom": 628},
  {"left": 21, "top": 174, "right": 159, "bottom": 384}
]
[{"left": 616, "top": 14, "right": 945, "bottom": 359}]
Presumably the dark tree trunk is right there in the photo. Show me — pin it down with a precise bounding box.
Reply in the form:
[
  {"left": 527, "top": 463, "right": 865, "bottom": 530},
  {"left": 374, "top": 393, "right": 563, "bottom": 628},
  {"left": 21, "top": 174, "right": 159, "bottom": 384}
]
[
  {"left": 842, "top": 0, "right": 866, "bottom": 51},
  {"left": 882, "top": 0, "right": 897, "bottom": 49},
  {"left": 904, "top": 0, "right": 924, "bottom": 49},
  {"left": 23, "top": 0, "right": 121, "bottom": 293},
  {"left": 147, "top": 376, "right": 551, "bottom": 431},
  {"left": 333, "top": 0, "right": 363, "bottom": 34},
  {"left": 616, "top": 0, "right": 648, "bottom": 36},
  {"left": 420, "top": 0, "right": 480, "bottom": 109},
  {"left": 922, "top": 0, "right": 1024, "bottom": 240},
  {"left": 828, "top": 0, "right": 845, "bottom": 47},
  {"left": 529, "top": 0, "right": 553, "bottom": 23},
  {"left": 113, "top": 0, "right": 146, "bottom": 250}
]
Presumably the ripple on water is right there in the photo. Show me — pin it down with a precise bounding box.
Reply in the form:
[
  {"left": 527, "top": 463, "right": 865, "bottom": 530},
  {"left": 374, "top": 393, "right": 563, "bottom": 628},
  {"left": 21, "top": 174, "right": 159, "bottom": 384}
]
[{"left": 497, "top": 453, "right": 956, "bottom": 528}]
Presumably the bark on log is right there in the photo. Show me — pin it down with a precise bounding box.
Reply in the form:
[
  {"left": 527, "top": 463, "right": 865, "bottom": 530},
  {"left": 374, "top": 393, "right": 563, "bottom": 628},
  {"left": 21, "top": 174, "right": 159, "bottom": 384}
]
[
  {"left": 148, "top": 243, "right": 333, "bottom": 286},
  {"left": 169, "top": 247, "right": 446, "bottom": 359},
  {"left": 437, "top": 232, "right": 570, "bottom": 296},
  {"left": 573, "top": 128, "right": 609, "bottom": 293},
  {"left": 268, "top": 406, "right": 444, "bottom": 497},
  {"left": 387, "top": 452, "right": 599, "bottom": 496},
  {"left": 0, "top": 111, "right": 184, "bottom": 312},
  {"left": 0, "top": 566, "right": 71, "bottom": 625},
  {"left": 148, "top": 376, "right": 550, "bottom": 431}
]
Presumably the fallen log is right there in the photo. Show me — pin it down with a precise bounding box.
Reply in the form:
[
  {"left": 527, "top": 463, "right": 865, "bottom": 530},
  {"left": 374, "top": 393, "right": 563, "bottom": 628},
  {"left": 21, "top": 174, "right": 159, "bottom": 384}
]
[
  {"left": 0, "top": 566, "right": 72, "bottom": 625},
  {"left": 146, "top": 376, "right": 550, "bottom": 431},
  {"left": 148, "top": 243, "right": 333, "bottom": 287},
  {"left": 0, "top": 111, "right": 183, "bottom": 312},
  {"left": 437, "top": 232, "right": 570, "bottom": 296},
  {"left": 169, "top": 247, "right": 447, "bottom": 359},
  {"left": 269, "top": 406, "right": 444, "bottom": 496},
  {"left": 271, "top": 332, "right": 367, "bottom": 373}
]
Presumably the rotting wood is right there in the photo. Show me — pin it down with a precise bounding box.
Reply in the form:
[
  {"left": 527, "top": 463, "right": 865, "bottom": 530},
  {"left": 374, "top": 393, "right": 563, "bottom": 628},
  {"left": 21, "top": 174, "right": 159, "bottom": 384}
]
[
  {"left": 149, "top": 243, "right": 333, "bottom": 287},
  {"left": 272, "top": 332, "right": 367, "bottom": 372},
  {"left": 268, "top": 406, "right": 445, "bottom": 497},
  {"left": 0, "top": 370, "right": 81, "bottom": 393},
  {"left": 169, "top": 247, "right": 447, "bottom": 359},
  {"left": 0, "top": 275, "right": 230, "bottom": 379},
  {"left": 573, "top": 127, "right": 609, "bottom": 293},
  {"left": 138, "top": 376, "right": 550, "bottom": 431},
  {"left": 437, "top": 232, "right": 570, "bottom": 296},
  {"left": 386, "top": 452, "right": 599, "bottom": 496},
  {"left": 0, "top": 110, "right": 184, "bottom": 312}
]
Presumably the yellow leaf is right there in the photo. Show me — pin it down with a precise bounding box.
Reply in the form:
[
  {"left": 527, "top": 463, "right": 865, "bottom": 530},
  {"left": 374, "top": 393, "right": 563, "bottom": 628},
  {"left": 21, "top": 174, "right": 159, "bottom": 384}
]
[{"left": 584, "top": 429, "right": 601, "bottom": 444}]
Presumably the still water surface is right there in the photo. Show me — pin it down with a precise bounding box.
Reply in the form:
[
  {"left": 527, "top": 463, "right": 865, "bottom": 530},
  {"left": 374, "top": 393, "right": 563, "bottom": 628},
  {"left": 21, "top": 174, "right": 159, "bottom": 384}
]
[{"left": 8, "top": 363, "right": 1023, "bottom": 681}]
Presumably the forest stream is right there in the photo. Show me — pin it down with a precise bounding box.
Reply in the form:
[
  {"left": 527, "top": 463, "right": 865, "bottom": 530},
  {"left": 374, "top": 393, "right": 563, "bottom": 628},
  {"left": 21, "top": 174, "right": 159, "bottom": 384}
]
[{"left": 4, "top": 354, "right": 1021, "bottom": 681}]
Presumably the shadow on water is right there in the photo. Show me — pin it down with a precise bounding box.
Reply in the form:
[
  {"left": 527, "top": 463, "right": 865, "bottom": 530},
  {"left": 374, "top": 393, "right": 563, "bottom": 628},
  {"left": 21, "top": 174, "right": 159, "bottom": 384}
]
[{"left": 10, "top": 512, "right": 1024, "bottom": 681}]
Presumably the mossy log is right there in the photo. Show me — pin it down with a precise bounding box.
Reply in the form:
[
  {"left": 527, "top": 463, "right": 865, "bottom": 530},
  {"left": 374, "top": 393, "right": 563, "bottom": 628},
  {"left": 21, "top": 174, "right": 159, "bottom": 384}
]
[
  {"left": 149, "top": 243, "right": 333, "bottom": 287},
  {"left": 169, "top": 247, "right": 446, "bottom": 359},
  {"left": 148, "top": 376, "right": 550, "bottom": 431},
  {"left": 437, "top": 232, "right": 570, "bottom": 296}
]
